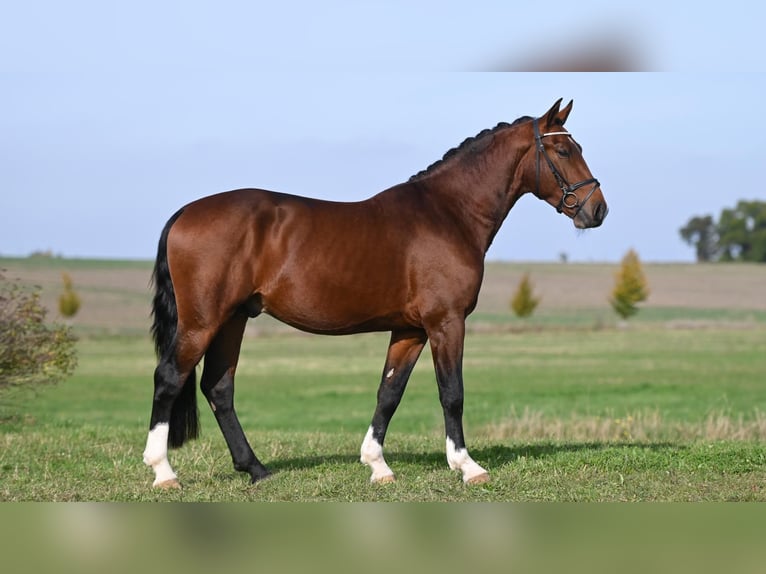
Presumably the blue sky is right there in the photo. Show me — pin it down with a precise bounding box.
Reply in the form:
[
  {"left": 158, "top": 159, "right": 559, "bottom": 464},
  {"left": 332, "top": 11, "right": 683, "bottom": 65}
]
[{"left": 2, "top": 3, "right": 765, "bottom": 262}]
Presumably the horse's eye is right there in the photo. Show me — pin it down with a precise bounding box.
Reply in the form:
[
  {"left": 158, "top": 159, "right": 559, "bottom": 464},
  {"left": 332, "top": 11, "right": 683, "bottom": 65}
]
[{"left": 556, "top": 145, "right": 570, "bottom": 158}]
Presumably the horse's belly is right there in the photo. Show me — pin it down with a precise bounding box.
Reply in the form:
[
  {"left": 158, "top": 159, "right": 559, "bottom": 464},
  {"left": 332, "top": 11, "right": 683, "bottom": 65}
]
[{"left": 260, "top": 289, "right": 414, "bottom": 335}]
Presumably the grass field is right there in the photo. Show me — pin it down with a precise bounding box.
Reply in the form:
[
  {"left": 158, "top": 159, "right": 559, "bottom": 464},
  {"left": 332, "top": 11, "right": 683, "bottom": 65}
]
[{"left": 1, "top": 256, "right": 765, "bottom": 501}]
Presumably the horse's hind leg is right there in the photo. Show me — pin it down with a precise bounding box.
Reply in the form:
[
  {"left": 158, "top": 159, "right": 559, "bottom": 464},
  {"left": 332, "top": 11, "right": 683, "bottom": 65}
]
[
  {"left": 143, "top": 331, "right": 212, "bottom": 489},
  {"left": 143, "top": 360, "right": 184, "bottom": 488},
  {"left": 361, "top": 329, "right": 427, "bottom": 483},
  {"left": 200, "top": 311, "right": 271, "bottom": 483}
]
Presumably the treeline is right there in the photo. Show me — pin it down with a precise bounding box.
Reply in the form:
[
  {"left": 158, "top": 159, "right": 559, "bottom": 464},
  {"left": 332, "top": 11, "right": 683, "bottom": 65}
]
[{"left": 680, "top": 200, "right": 766, "bottom": 262}]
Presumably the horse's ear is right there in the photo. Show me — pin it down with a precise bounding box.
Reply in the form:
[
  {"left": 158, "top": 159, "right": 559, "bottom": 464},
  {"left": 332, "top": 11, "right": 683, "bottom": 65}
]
[
  {"left": 557, "top": 99, "right": 573, "bottom": 126},
  {"left": 543, "top": 98, "right": 563, "bottom": 128}
]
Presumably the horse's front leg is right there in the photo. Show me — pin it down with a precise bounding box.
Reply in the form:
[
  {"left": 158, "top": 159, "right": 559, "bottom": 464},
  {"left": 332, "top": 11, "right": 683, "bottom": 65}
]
[
  {"left": 361, "top": 329, "right": 427, "bottom": 483},
  {"left": 427, "top": 317, "right": 489, "bottom": 485}
]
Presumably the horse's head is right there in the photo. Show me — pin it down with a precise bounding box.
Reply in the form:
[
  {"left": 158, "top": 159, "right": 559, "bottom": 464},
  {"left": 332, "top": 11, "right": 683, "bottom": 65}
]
[{"left": 526, "top": 98, "right": 608, "bottom": 229}]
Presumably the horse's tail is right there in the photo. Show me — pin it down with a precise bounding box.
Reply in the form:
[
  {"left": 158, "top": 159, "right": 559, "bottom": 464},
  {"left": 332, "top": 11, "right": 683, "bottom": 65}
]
[{"left": 151, "top": 208, "right": 199, "bottom": 448}]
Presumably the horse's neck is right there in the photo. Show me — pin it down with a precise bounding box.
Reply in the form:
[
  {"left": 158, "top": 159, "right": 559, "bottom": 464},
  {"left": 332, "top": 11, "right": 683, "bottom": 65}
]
[{"left": 420, "top": 136, "right": 530, "bottom": 255}]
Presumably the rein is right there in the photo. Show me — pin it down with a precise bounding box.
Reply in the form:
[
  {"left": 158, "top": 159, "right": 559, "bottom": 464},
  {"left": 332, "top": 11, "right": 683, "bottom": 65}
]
[{"left": 533, "top": 118, "right": 600, "bottom": 216}]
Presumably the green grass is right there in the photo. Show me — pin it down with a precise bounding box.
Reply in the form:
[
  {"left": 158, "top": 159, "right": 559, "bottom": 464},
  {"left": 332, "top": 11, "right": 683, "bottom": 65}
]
[
  {"left": 2, "top": 325, "right": 765, "bottom": 501},
  {"left": 3, "top": 426, "right": 764, "bottom": 501}
]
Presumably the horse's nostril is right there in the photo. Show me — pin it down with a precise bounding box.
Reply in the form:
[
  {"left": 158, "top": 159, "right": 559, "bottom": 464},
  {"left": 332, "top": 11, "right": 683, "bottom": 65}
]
[{"left": 594, "top": 202, "right": 607, "bottom": 225}]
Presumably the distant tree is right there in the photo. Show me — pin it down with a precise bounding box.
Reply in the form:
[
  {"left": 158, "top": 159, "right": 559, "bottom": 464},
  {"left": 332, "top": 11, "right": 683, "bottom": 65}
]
[
  {"left": 610, "top": 249, "right": 649, "bottom": 320},
  {"left": 0, "top": 272, "right": 77, "bottom": 393},
  {"left": 58, "top": 272, "right": 81, "bottom": 318},
  {"left": 679, "top": 215, "right": 717, "bottom": 262},
  {"left": 680, "top": 200, "right": 766, "bottom": 262},
  {"left": 510, "top": 273, "right": 540, "bottom": 318},
  {"left": 717, "top": 200, "right": 766, "bottom": 262}
]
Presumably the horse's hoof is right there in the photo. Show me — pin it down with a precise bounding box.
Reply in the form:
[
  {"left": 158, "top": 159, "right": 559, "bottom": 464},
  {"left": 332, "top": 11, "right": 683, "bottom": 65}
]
[
  {"left": 250, "top": 469, "right": 273, "bottom": 484},
  {"left": 371, "top": 474, "right": 396, "bottom": 484},
  {"left": 154, "top": 478, "right": 181, "bottom": 490},
  {"left": 465, "top": 472, "right": 490, "bottom": 485}
]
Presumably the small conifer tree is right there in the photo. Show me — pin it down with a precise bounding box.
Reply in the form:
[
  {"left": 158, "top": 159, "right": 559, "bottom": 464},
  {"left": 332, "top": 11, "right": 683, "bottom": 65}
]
[
  {"left": 610, "top": 249, "right": 649, "bottom": 320},
  {"left": 510, "top": 273, "right": 540, "bottom": 318},
  {"left": 58, "top": 272, "right": 81, "bottom": 318}
]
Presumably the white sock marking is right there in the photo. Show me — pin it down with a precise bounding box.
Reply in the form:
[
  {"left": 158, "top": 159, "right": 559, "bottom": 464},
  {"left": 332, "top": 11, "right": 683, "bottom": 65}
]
[
  {"left": 143, "top": 423, "right": 178, "bottom": 486},
  {"left": 360, "top": 426, "right": 395, "bottom": 482},
  {"left": 446, "top": 437, "right": 488, "bottom": 483}
]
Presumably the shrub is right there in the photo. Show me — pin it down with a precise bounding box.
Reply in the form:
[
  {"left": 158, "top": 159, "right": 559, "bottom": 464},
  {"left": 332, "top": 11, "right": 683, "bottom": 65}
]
[
  {"left": 58, "top": 272, "right": 81, "bottom": 318},
  {"left": 610, "top": 249, "right": 649, "bottom": 320},
  {"left": 0, "top": 272, "right": 77, "bottom": 393},
  {"left": 510, "top": 273, "right": 540, "bottom": 318}
]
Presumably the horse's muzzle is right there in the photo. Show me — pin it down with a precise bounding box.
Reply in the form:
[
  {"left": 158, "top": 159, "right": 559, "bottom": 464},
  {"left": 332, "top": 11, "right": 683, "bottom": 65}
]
[{"left": 575, "top": 200, "right": 608, "bottom": 229}]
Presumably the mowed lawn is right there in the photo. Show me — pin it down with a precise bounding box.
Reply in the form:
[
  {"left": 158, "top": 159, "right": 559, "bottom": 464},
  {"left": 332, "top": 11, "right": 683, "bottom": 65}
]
[
  {"left": 2, "top": 327, "right": 765, "bottom": 501},
  {"left": 1, "top": 258, "right": 765, "bottom": 501}
]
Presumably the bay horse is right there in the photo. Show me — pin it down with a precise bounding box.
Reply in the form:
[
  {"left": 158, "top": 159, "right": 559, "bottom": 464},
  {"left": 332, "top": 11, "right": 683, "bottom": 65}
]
[{"left": 143, "top": 98, "right": 607, "bottom": 488}]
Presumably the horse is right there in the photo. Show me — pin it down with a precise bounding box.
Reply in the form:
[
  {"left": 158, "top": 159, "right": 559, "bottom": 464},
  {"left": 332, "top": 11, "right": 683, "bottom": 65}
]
[{"left": 142, "top": 98, "right": 607, "bottom": 488}]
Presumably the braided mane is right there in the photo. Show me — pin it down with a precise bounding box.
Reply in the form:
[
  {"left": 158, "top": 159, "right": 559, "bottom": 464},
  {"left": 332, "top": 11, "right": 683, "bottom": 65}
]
[{"left": 408, "top": 116, "right": 533, "bottom": 182}]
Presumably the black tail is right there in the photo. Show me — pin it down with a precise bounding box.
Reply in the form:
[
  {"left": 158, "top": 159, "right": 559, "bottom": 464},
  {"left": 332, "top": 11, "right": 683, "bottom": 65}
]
[{"left": 151, "top": 208, "right": 199, "bottom": 448}]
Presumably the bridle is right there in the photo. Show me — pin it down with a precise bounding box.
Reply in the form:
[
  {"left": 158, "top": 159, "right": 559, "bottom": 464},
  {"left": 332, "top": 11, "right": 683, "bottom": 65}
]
[{"left": 533, "top": 118, "right": 600, "bottom": 216}]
